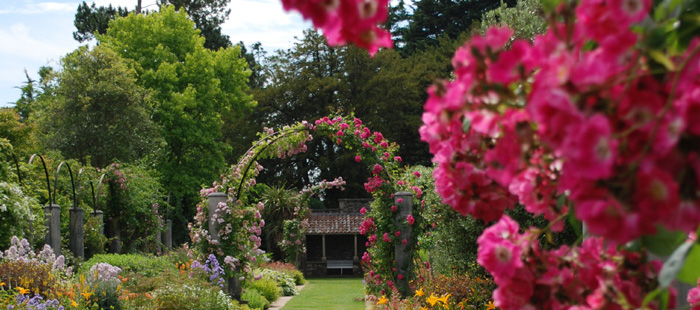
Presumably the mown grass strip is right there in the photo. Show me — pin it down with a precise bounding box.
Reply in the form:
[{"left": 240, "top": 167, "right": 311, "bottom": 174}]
[{"left": 282, "top": 277, "right": 366, "bottom": 310}]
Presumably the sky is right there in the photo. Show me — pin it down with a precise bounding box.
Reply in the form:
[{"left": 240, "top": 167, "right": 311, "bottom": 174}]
[{"left": 0, "top": 0, "right": 313, "bottom": 107}]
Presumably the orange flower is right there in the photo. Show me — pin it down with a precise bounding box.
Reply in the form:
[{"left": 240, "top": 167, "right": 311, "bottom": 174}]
[
  {"left": 376, "top": 295, "right": 388, "bottom": 305},
  {"left": 414, "top": 288, "right": 424, "bottom": 297},
  {"left": 426, "top": 293, "right": 439, "bottom": 306},
  {"left": 486, "top": 300, "right": 496, "bottom": 310},
  {"left": 17, "top": 287, "right": 30, "bottom": 295}
]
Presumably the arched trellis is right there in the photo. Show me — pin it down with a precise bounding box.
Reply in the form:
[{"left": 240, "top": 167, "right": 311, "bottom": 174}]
[{"left": 190, "top": 114, "right": 425, "bottom": 297}]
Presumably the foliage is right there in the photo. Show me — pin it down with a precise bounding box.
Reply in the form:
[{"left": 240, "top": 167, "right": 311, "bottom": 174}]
[
  {"left": 254, "top": 268, "right": 298, "bottom": 296},
  {"left": 258, "top": 183, "right": 299, "bottom": 259},
  {"left": 159, "top": 0, "right": 233, "bottom": 50},
  {"left": 36, "top": 45, "right": 158, "bottom": 168},
  {"left": 98, "top": 6, "right": 255, "bottom": 244},
  {"left": 72, "top": 1, "right": 129, "bottom": 42},
  {"left": 0, "top": 141, "right": 42, "bottom": 249},
  {"left": 241, "top": 287, "right": 269, "bottom": 310},
  {"left": 152, "top": 283, "right": 237, "bottom": 310},
  {"left": 247, "top": 277, "right": 280, "bottom": 304},
  {"left": 0, "top": 261, "right": 57, "bottom": 296},
  {"left": 479, "top": 0, "right": 546, "bottom": 40},
  {"left": 102, "top": 162, "right": 166, "bottom": 253},
  {"left": 259, "top": 261, "right": 305, "bottom": 285},
  {"left": 401, "top": 0, "right": 516, "bottom": 54},
  {"left": 0, "top": 108, "right": 37, "bottom": 155},
  {"left": 80, "top": 254, "right": 173, "bottom": 277}
]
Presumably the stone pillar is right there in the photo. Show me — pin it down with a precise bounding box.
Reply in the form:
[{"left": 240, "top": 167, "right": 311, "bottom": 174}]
[
  {"left": 165, "top": 219, "right": 173, "bottom": 250},
  {"left": 227, "top": 274, "right": 243, "bottom": 300},
  {"left": 156, "top": 221, "right": 162, "bottom": 255},
  {"left": 394, "top": 192, "right": 413, "bottom": 297},
  {"left": 44, "top": 204, "right": 61, "bottom": 256},
  {"left": 109, "top": 218, "right": 121, "bottom": 254},
  {"left": 353, "top": 234, "right": 358, "bottom": 261},
  {"left": 321, "top": 234, "right": 327, "bottom": 261},
  {"left": 69, "top": 207, "right": 84, "bottom": 258},
  {"left": 207, "top": 192, "right": 227, "bottom": 243}
]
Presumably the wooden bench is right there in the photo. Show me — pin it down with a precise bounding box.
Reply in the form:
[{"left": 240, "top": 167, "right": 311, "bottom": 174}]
[{"left": 326, "top": 260, "right": 354, "bottom": 275}]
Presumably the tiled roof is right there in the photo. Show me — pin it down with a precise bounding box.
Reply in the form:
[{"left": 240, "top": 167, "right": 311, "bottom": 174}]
[{"left": 306, "top": 213, "right": 364, "bottom": 234}]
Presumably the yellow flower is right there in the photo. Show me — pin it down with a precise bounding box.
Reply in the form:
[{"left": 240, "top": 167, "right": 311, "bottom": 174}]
[
  {"left": 426, "top": 293, "right": 439, "bottom": 307},
  {"left": 486, "top": 300, "right": 496, "bottom": 310},
  {"left": 81, "top": 290, "right": 93, "bottom": 301},
  {"left": 0, "top": 281, "right": 5, "bottom": 287},
  {"left": 71, "top": 300, "right": 78, "bottom": 307},
  {"left": 17, "top": 287, "right": 30, "bottom": 295},
  {"left": 437, "top": 293, "right": 450, "bottom": 305},
  {"left": 376, "top": 295, "right": 389, "bottom": 305},
  {"left": 414, "top": 288, "right": 424, "bottom": 297}
]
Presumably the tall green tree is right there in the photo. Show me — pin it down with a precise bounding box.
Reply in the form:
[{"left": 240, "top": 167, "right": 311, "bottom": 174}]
[
  {"left": 401, "top": 0, "right": 516, "bottom": 54},
  {"left": 72, "top": 1, "right": 129, "bottom": 42},
  {"left": 98, "top": 6, "right": 254, "bottom": 243},
  {"left": 159, "top": 0, "right": 232, "bottom": 50},
  {"left": 36, "top": 45, "right": 158, "bottom": 168}
]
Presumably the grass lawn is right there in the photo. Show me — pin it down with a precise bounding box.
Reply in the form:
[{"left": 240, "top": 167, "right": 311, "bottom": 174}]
[{"left": 282, "top": 277, "right": 366, "bottom": 310}]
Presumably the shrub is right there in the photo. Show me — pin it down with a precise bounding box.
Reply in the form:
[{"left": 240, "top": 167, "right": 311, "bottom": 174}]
[
  {"left": 254, "top": 269, "right": 298, "bottom": 296},
  {"left": 241, "top": 288, "right": 269, "bottom": 310},
  {"left": 247, "top": 277, "right": 279, "bottom": 303},
  {"left": 80, "top": 254, "right": 173, "bottom": 277},
  {"left": 88, "top": 280, "right": 122, "bottom": 310},
  {"left": 259, "top": 261, "right": 305, "bottom": 285},
  {"left": 0, "top": 261, "right": 57, "bottom": 296},
  {"left": 153, "top": 283, "right": 236, "bottom": 310}
]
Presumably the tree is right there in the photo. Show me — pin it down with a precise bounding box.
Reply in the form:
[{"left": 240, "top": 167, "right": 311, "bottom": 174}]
[
  {"left": 401, "top": 0, "right": 516, "bottom": 54},
  {"left": 98, "top": 6, "right": 255, "bottom": 243},
  {"left": 36, "top": 45, "right": 158, "bottom": 168},
  {"left": 72, "top": 1, "right": 129, "bottom": 42},
  {"left": 158, "top": 0, "right": 232, "bottom": 50}
]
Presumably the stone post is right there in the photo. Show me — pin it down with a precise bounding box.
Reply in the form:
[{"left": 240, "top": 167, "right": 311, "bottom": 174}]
[
  {"left": 108, "top": 218, "right": 121, "bottom": 254},
  {"left": 227, "top": 275, "right": 243, "bottom": 301},
  {"left": 207, "top": 192, "right": 227, "bottom": 243},
  {"left": 156, "top": 220, "right": 162, "bottom": 255},
  {"left": 165, "top": 219, "right": 173, "bottom": 250},
  {"left": 69, "top": 206, "right": 84, "bottom": 258},
  {"left": 394, "top": 192, "right": 413, "bottom": 297},
  {"left": 44, "top": 204, "right": 61, "bottom": 256}
]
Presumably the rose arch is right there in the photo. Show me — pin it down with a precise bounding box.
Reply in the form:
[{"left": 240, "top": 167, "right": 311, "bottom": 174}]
[{"left": 188, "top": 114, "right": 429, "bottom": 295}]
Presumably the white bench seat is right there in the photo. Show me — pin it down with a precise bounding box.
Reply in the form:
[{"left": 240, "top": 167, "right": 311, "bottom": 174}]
[{"left": 326, "top": 260, "right": 354, "bottom": 274}]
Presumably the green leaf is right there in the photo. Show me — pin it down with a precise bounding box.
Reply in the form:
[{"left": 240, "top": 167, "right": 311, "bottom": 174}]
[
  {"left": 649, "top": 49, "right": 677, "bottom": 71},
  {"left": 462, "top": 117, "right": 472, "bottom": 133},
  {"left": 659, "top": 241, "right": 693, "bottom": 288},
  {"left": 642, "top": 226, "right": 687, "bottom": 256},
  {"left": 641, "top": 288, "right": 662, "bottom": 308},
  {"left": 677, "top": 243, "right": 700, "bottom": 285}
]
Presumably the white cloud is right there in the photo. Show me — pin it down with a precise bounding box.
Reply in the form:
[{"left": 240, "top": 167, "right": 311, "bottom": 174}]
[
  {"left": 0, "top": 23, "right": 75, "bottom": 61},
  {"left": 224, "top": 0, "right": 311, "bottom": 51}
]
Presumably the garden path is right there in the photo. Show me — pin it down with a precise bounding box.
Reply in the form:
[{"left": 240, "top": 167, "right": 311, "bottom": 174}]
[{"left": 269, "top": 284, "right": 306, "bottom": 310}]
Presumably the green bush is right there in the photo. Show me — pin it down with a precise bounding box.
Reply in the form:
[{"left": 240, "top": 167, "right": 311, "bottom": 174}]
[
  {"left": 255, "top": 269, "right": 298, "bottom": 296},
  {"left": 247, "top": 277, "right": 280, "bottom": 303},
  {"left": 88, "top": 280, "right": 122, "bottom": 310},
  {"left": 153, "top": 283, "right": 236, "bottom": 310},
  {"left": 290, "top": 270, "right": 305, "bottom": 285},
  {"left": 80, "top": 254, "right": 174, "bottom": 277},
  {"left": 241, "top": 288, "right": 270, "bottom": 310}
]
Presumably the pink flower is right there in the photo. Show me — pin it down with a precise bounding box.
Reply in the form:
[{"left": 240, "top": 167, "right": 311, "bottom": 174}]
[
  {"left": 394, "top": 231, "right": 401, "bottom": 237},
  {"left": 561, "top": 114, "right": 617, "bottom": 180},
  {"left": 336, "top": 130, "right": 344, "bottom": 136},
  {"left": 360, "top": 207, "right": 367, "bottom": 215},
  {"left": 382, "top": 233, "right": 391, "bottom": 242},
  {"left": 355, "top": 155, "right": 361, "bottom": 162},
  {"left": 390, "top": 205, "right": 397, "bottom": 212},
  {"left": 393, "top": 156, "right": 401, "bottom": 162},
  {"left": 373, "top": 132, "right": 384, "bottom": 143},
  {"left": 397, "top": 274, "right": 404, "bottom": 280},
  {"left": 413, "top": 171, "right": 421, "bottom": 177},
  {"left": 406, "top": 215, "right": 415, "bottom": 225}
]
